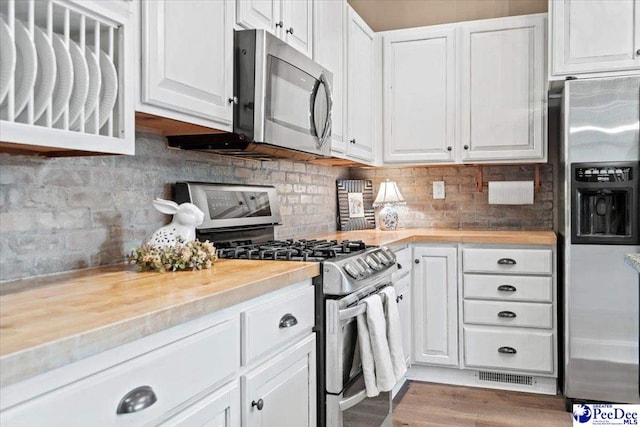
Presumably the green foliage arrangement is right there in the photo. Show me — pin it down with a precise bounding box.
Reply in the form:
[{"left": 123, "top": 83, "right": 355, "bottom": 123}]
[{"left": 128, "top": 238, "right": 217, "bottom": 272}]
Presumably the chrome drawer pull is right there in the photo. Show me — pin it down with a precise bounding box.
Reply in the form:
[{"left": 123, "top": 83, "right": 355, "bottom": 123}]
[
  {"left": 116, "top": 386, "right": 157, "bottom": 414},
  {"left": 497, "top": 284, "right": 517, "bottom": 292},
  {"left": 497, "top": 311, "right": 517, "bottom": 318},
  {"left": 497, "top": 258, "right": 517, "bottom": 265},
  {"left": 279, "top": 313, "right": 298, "bottom": 329},
  {"left": 498, "top": 346, "right": 517, "bottom": 354},
  {"left": 252, "top": 399, "right": 264, "bottom": 410}
]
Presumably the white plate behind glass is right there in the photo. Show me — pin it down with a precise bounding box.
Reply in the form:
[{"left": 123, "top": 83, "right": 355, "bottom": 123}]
[
  {"left": 38, "top": 32, "right": 73, "bottom": 126},
  {"left": 17, "top": 24, "right": 56, "bottom": 123},
  {"left": 56, "top": 38, "right": 88, "bottom": 129},
  {"left": 0, "top": 19, "right": 37, "bottom": 121},
  {"left": 0, "top": 16, "right": 16, "bottom": 106},
  {"left": 85, "top": 49, "right": 117, "bottom": 133}
]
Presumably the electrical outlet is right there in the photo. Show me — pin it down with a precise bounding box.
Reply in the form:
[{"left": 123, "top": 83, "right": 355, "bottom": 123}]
[{"left": 433, "top": 181, "right": 445, "bottom": 199}]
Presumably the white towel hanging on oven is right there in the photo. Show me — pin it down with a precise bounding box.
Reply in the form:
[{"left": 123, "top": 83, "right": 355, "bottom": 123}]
[
  {"left": 380, "top": 286, "right": 407, "bottom": 381},
  {"left": 356, "top": 293, "right": 395, "bottom": 397}
]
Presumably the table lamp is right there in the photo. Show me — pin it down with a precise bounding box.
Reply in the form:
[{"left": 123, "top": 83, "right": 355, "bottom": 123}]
[{"left": 373, "top": 180, "right": 406, "bottom": 230}]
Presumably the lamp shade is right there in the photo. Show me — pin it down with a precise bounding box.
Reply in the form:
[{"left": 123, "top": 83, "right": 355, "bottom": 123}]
[{"left": 373, "top": 180, "right": 406, "bottom": 206}]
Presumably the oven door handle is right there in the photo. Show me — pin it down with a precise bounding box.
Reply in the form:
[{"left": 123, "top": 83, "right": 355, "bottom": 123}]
[
  {"left": 338, "top": 389, "right": 368, "bottom": 412},
  {"left": 339, "top": 303, "right": 367, "bottom": 321}
]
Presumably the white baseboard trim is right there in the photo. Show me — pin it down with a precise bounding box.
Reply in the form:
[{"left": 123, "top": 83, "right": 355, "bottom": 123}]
[{"left": 407, "top": 365, "right": 558, "bottom": 395}]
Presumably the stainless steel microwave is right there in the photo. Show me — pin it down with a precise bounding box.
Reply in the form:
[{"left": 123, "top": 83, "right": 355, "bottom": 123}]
[{"left": 168, "top": 29, "right": 333, "bottom": 160}]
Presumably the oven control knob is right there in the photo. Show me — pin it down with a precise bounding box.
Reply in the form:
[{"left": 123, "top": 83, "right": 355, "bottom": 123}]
[
  {"left": 370, "top": 252, "right": 385, "bottom": 266},
  {"left": 365, "top": 255, "right": 381, "bottom": 270},
  {"left": 356, "top": 258, "right": 370, "bottom": 274},
  {"left": 344, "top": 263, "right": 360, "bottom": 279},
  {"left": 376, "top": 251, "right": 392, "bottom": 266}
]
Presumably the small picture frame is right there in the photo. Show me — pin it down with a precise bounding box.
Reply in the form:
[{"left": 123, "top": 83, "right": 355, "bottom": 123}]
[{"left": 336, "top": 180, "right": 375, "bottom": 230}]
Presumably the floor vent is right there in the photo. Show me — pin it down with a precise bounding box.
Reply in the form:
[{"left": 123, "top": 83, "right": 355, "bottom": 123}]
[{"left": 478, "top": 371, "right": 533, "bottom": 386}]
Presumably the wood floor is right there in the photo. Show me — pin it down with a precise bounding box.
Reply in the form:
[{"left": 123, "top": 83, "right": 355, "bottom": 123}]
[{"left": 392, "top": 382, "right": 572, "bottom": 427}]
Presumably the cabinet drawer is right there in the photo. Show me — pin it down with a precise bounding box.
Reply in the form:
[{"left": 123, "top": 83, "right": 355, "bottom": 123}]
[
  {"left": 464, "top": 274, "right": 552, "bottom": 302},
  {"left": 463, "top": 300, "right": 552, "bottom": 329},
  {"left": 462, "top": 248, "right": 552, "bottom": 274},
  {"left": 242, "top": 285, "right": 315, "bottom": 365},
  {"left": 1, "top": 318, "right": 239, "bottom": 426},
  {"left": 463, "top": 327, "right": 553, "bottom": 373}
]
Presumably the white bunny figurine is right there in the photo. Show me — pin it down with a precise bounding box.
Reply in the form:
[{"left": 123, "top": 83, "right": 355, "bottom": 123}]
[{"left": 147, "top": 198, "right": 205, "bottom": 249}]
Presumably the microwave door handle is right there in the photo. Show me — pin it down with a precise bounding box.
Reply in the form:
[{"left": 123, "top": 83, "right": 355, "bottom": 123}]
[
  {"left": 310, "top": 73, "right": 333, "bottom": 150},
  {"left": 318, "top": 73, "right": 333, "bottom": 150}
]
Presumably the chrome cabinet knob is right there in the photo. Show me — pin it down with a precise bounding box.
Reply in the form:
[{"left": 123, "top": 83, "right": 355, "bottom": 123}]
[
  {"left": 463, "top": 145, "right": 469, "bottom": 150},
  {"left": 275, "top": 21, "right": 283, "bottom": 28},
  {"left": 286, "top": 27, "right": 294, "bottom": 35},
  {"left": 228, "top": 96, "right": 238, "bottom": 105},
  {"left": 636, "top": 48, "right": 640, "bottom": 55},
  {"left": 414, "top": 259, "right": 419, "bottom": 264},
  {"left": 349, "top": 139, "right": 356, "bottom": 144},
  {"left": 447, "top": 146, "right": 452, "bottom": 151}
]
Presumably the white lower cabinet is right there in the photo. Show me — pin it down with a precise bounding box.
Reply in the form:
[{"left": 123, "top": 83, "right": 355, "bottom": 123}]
[
  {"left": 412, "top": 245, "right": 458, "bottom": 367},
  {"left": 0, "top": 280, "right": 316, "bottom": 427},
  {"left": 459, "top": 244, "right": 557, "bottom": 391},
  {"left": 407, "top": 243, "right": 557, "bottom": 395},
  {"left": 394, "top": 274, "right": 412, "bottom": 369},
  {"left": 243, "top": 335, "right": 316, "bottom": 427},
  {"left": 159, "top": 381, "right": 240, "bottom": 427},
  {"left": 463, "top": 327, "right": 554, "bottom": 373}
]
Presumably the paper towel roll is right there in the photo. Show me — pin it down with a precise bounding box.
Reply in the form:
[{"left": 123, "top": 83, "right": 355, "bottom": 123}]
[{"left": 488, "top": 181, "right": 534, "bottom": 205}]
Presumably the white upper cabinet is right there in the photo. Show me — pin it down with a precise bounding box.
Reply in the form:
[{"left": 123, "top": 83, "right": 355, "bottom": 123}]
[
  {"left": 139, "top": 0, "right": 234, "bottom": 131},
  {"left": 460, "top": 14, "right": 546, "bottom": 163},
  {"left": 236, "top": 0, "right": 280, "bottom": 33},
  {"left": 313, "top": 0, "right": 346, "bottom": 154},
  {"left": 383, "top": 26, "right": 457, "bottom": 163},
  {"left": 346, "top": 6, "right": 375, "bottom": 163},
  {"left": 237, "top": 0, "right": 313, "bottom": 58},
  {"left": 0, "top": 0, "right": 135, "bottom": 156},
  {"left": 281, "top": 0, "right": 313, "bottom": 57},
  {"left": 550, "top": 0, "right": 640, "bottom": 77}
]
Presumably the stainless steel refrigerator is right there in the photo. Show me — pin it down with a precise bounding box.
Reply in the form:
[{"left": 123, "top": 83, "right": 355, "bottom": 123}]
[{"left": 560, "top": 75, "right": 640, "bottom": 405}]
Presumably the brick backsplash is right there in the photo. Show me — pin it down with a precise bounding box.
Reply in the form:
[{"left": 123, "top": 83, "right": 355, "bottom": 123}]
[
  {"left": 350, "top": 164, "right": 553, "bottom": 230},
  {"left": 0, "top": 132, "right": 553, "bottom": 283},
  {"left": 0, "top": 133, "right": 348, "bottom": 282}
]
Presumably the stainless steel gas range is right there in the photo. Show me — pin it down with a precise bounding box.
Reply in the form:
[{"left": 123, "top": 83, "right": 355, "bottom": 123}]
[{"left": 176, "top": 182, "right": 397, "bottom": 427}]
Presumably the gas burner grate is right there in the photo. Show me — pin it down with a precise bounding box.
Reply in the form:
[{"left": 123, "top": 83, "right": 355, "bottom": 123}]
[{"left": 215, "top": 239, "right": 369, "bottom": 261}]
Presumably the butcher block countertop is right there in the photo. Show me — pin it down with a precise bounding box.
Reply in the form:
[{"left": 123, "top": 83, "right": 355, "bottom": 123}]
[
  {"left": 0, "top": 228, "right": 554, "bottom": 387},
  {"left": 0, "top": 260, "right": 319, "bottom": 387},
  {"left": 309, "top": 228, "right": 557, "bottom": 248}
]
